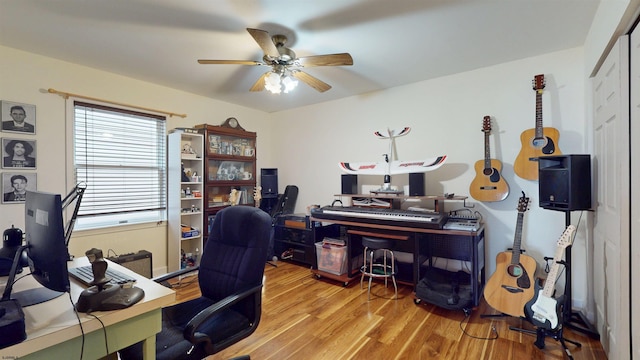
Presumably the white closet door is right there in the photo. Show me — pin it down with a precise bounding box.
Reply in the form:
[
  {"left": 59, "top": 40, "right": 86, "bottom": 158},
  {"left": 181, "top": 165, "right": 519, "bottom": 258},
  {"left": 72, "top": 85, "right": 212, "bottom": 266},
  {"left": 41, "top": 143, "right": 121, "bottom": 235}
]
[
  {"left": 592, "top": 35, "right": 630, "bottom": 358},
  {"left": 631, "top": 24, "right": 640, "bottom": 360}
]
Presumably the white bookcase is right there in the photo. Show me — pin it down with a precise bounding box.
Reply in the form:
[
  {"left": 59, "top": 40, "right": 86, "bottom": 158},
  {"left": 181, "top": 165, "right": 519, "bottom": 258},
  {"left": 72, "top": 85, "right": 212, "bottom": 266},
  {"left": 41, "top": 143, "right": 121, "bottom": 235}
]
[{"left": 168, "top": 131, "right": 204, "bottom": 272}]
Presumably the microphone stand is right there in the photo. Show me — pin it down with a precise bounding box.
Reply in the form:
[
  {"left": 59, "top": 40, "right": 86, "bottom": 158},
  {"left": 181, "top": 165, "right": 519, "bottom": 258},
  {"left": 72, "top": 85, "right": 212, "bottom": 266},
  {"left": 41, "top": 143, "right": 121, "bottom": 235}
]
[{"left": 62, "top": 183, "right": 86, "bottom": 260}]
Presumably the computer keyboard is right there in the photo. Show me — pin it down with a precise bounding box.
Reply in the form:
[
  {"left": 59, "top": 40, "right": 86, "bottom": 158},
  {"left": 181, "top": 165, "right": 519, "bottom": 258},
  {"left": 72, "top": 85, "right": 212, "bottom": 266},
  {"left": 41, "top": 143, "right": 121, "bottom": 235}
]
[{"left": 69, "top": 265, "right": 137, "bottom": 287}]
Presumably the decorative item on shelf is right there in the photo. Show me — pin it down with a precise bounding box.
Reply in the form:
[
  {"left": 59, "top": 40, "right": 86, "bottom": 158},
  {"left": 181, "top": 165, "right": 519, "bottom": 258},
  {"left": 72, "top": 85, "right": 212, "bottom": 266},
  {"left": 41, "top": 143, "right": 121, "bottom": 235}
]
[
  {"left": 229, "top": 188, "right": 242, "bottom": 206},
  {"left": 338, "top": 127, "right": 447, "bottom": 194},
  {"left": 192, "top": 190, "right": 202, "bottom": 198},
  {"left": 170, "top": 127, "right": 198, "bottom": 134},
  {"left": 181, "top": 143, "right": 200, "bottom": 159},
  {"left": 221, "top": 117, "right": 244, "bottom": 131},
  {"left": 181, "top": 163, "right": 190, "bottom": 182}
]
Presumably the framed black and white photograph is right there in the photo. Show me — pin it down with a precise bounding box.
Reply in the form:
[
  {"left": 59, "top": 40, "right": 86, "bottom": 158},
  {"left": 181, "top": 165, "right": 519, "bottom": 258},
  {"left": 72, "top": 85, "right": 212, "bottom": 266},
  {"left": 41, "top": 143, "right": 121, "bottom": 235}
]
[
  {"left": 2, "top": 172, "right": 37, "bottom": 203},
  {"left": 1, "top": 100, "right": 36, "bottom": 134},
  {"left": 2, "top": 138, "right": 36, "bottom": 169}
]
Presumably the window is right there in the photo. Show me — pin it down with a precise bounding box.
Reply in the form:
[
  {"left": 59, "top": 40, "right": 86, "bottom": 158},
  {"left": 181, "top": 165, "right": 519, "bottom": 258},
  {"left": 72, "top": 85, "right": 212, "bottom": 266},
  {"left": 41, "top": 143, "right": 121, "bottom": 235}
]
[{"left": 73, "top": 101, "right": 166, "bottom": 230}]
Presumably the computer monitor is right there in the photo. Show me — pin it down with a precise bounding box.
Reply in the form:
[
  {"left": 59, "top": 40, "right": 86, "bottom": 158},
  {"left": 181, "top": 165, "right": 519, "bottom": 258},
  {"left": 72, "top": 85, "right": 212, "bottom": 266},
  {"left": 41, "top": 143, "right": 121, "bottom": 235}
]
[{"left": 1, "top": 190, "right": 70, "bottom": 307}]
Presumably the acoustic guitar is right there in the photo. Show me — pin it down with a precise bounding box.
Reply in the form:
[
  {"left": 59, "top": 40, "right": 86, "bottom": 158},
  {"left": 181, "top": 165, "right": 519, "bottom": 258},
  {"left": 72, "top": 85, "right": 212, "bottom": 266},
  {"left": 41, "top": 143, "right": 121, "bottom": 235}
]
[
  {"left": 469, "top": 116, "right": 509, "bottom": 202},
  {"left": 514, "top": 74, "right": 562, "bottom": 180},
  {"left": 524, "top": 225, "right": 575, "bottom": 330},
  {"left": 484, "top": 193, "right": 537, "bottom": 317}
]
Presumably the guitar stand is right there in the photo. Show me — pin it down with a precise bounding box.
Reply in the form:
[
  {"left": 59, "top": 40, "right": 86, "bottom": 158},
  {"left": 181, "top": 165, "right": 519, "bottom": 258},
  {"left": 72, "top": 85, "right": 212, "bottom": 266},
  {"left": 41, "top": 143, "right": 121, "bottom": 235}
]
[{"left": 508, "top": 325, "right": 581, "bottom": 360}]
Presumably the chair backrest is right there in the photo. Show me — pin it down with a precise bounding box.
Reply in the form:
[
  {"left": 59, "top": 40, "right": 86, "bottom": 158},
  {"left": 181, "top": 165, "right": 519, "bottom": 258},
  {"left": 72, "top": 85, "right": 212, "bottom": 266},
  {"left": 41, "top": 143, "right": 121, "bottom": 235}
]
[{"left": 198, "top": 206, "right": 271, "bottom": 301}]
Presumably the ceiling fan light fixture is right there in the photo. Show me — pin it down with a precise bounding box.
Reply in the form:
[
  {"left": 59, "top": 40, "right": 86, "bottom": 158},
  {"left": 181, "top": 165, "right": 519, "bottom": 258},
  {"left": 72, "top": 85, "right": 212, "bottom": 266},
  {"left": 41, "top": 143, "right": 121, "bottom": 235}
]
[
  {"left": 264, "top": 69, "right": 299, "bottom": 94},
  {"left": 265, "top": 71, "right": 283, "bottom": 94},
  {"left": 282, "top": 74, "right": 299, "bottom": 93}
]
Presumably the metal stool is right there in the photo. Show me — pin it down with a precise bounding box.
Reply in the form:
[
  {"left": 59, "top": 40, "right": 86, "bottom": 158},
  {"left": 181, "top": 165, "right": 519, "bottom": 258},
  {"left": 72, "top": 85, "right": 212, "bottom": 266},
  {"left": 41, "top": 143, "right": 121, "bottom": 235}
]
[{"left": 360, "top": 237, "right": 397, "bottom": 300}]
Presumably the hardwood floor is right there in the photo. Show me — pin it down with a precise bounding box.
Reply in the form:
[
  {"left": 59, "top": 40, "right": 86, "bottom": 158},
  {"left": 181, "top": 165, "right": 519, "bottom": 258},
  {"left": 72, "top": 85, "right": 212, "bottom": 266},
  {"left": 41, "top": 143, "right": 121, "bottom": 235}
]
[{"left": 169, "top": 261, "right": 607, "bottom": 360}]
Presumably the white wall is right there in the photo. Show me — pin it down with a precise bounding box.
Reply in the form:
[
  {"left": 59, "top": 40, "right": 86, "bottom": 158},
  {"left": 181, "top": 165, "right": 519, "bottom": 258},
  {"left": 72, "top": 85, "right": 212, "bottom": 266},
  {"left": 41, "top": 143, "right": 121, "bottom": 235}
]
[
  {"left": 270, "top": 47, "right": 591, "bottom": 309},
  {"left": 0, "top": 46, "right": 272, "bottom": 275}
]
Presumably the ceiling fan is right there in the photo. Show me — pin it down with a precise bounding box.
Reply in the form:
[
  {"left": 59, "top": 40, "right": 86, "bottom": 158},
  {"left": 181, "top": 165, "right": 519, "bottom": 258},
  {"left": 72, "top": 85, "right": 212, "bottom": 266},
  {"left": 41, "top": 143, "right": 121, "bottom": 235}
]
[{"left": 198, "top": 28, "right": 353, "bottom": 93}]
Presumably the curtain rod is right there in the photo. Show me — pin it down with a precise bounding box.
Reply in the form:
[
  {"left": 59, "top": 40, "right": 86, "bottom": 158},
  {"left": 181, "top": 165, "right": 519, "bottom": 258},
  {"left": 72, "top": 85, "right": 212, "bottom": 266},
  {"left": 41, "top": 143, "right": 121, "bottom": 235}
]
[{"left": 47, "top": 88, "right": 187, "bottom": 118}]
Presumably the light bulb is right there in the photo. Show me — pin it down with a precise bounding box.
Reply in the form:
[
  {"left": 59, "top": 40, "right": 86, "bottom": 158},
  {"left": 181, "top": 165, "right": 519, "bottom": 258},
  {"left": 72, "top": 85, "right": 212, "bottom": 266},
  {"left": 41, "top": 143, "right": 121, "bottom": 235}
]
[
  {"left": 282, "top": 75, "right": 299, "bottom": 93},
  {"left": 265, "top": 72, "right": 282, "bottom": 94}
]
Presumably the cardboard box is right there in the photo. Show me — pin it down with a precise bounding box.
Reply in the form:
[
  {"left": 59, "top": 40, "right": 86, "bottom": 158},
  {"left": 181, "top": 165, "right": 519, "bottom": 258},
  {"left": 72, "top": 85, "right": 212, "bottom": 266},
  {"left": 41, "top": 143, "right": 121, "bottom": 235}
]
[
  {"left": 181, "top": 226, "right": 200, "bottom": 238},
  {"left": 315, "top": 242, "right": 347, "bottom": 275}
]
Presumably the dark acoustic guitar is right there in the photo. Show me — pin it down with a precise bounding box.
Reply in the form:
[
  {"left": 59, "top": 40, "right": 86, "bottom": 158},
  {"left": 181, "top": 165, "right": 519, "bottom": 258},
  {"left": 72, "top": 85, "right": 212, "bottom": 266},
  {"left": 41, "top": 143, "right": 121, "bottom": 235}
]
[
  {"left": 514, "top": 74, "right": 562, "bottom": 180},
  {"left": 484, "top": 193, "right": 537, "bottom": 318},
  {"left": 469, "top": 116, "right": 509, "bottom": 202},
  {"left": 524, "top": 225, "right": 575, "bottom": 330}
]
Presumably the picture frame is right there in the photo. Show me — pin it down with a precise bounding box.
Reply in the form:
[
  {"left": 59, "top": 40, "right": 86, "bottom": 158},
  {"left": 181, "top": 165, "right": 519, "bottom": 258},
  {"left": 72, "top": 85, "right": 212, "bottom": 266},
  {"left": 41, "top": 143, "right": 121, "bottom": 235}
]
[
  {"left": 1, "top": 100, "right": 36, "bottom": 134},
  {"left": 2, "top": 138, "right": 37, "bottom": 169},
  {"left": 2, "top": 172, "right": 37, "bottom": 203}
]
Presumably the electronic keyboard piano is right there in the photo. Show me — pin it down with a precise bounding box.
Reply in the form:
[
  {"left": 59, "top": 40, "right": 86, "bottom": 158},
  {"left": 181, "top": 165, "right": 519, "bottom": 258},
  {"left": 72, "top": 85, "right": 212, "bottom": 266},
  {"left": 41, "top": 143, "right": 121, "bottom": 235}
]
[{"left": 310, "top": 206, "right": 447, "bottom": 229}]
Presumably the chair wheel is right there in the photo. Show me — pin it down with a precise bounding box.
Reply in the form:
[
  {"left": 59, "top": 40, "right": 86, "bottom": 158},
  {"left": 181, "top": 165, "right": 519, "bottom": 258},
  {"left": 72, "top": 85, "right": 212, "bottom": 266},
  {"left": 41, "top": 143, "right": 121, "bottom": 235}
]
[{"left": 414, "top": 298, "right": 421, "bottom": 305}]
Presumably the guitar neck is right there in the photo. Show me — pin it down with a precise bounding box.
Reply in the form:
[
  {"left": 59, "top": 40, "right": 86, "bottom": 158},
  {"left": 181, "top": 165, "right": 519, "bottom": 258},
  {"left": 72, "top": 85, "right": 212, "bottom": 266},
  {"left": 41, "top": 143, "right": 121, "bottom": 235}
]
[
  {"left": 535, "top": 89, "right": 544, "bottom": 138},
  {"left": 483, "top": 131, "right": 491, "bottom": 170},
  {"left": 511, "top": 213, "right": 524, "bottom": 264},
  {"left": 542, "top": 242, "right": 566, "bottom": 298}
]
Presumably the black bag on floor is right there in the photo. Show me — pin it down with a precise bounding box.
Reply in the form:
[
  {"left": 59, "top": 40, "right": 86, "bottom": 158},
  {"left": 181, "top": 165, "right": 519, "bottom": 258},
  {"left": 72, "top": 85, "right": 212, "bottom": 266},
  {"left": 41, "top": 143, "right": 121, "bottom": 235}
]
[{"left": 415, "top": 267, "right": 472, "bottom": 310}]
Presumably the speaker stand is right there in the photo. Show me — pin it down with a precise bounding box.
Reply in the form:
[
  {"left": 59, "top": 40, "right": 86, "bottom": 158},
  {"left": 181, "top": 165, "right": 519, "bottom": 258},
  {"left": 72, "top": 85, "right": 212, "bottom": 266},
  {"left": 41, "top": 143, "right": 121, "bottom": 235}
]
[{"left": 559, "top": 210, "right": 600, "bottom": 340}]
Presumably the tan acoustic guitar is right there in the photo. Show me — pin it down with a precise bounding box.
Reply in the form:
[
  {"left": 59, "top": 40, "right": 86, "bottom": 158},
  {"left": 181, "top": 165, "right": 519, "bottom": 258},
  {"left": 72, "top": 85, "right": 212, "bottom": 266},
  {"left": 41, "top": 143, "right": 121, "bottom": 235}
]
[
  {"left": 484, "top": 193, "right": 537, "bottom": 318},
  {"left": 514, "top": 74, "right": 562, "bottom": 180},
  {"left": 469, "top": 116, "right": 509, "bottom": 202}
]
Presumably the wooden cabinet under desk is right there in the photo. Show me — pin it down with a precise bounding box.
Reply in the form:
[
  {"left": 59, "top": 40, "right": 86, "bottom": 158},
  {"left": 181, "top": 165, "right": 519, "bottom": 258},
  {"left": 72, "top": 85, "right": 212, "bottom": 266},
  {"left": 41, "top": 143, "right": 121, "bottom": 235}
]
[
  {"left": 273, "top": 215, "right": 341, "bottom": 267},
  {"left": 309, "top": 216, "right": 486, "bottom": 306}
]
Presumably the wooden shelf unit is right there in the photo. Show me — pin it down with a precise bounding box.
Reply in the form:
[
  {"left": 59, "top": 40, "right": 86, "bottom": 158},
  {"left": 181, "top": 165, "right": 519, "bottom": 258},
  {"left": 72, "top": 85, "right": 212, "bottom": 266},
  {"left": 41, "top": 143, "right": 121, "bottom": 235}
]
[{"left": 195, "top": 124, "right": 257, "bottom": 241}]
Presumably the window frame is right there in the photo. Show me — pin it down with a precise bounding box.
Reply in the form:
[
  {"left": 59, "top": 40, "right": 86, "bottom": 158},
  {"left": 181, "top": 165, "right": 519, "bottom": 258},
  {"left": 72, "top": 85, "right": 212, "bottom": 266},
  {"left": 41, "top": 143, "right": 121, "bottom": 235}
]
[{"left": 67, "top": 100, "right": 167, "bottom": 231}]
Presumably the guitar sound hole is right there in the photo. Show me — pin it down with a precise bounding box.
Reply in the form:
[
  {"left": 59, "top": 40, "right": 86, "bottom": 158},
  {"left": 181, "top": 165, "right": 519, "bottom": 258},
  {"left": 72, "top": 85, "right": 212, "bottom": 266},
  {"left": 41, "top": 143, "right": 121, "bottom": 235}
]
[
  {"left": 507, "top": 264, "right": 522, "bottom": 278},
  {"left": 483, "top": 168, "right": 493, "bottom": 176},
  {"left": 531, "top": 137, "right": 547, "bottom": 148}
]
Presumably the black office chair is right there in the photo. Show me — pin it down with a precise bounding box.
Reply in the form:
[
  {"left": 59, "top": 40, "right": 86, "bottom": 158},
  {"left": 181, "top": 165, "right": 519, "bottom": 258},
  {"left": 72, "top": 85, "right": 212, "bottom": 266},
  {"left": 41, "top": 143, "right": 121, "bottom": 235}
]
[{"left": 119, "top": 206, "right": 272, "bottom": 360}]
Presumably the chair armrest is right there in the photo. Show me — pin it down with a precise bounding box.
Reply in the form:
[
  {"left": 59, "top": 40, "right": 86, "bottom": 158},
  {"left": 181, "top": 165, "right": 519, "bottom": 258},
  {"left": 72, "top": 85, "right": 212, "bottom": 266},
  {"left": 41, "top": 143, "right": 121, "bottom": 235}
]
[
  {"left": 183, "top": 284, "right": 262, "bottom": 344},
  {"left": 152, "top": 266, "right": 199, "bottom": 284}
]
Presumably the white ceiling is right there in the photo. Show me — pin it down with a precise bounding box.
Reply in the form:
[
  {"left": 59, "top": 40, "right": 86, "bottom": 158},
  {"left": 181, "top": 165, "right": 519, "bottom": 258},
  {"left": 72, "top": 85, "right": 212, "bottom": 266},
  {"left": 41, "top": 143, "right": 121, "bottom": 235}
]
[{"left": 0, "top": 0, "right": 600, "bottom": 113}]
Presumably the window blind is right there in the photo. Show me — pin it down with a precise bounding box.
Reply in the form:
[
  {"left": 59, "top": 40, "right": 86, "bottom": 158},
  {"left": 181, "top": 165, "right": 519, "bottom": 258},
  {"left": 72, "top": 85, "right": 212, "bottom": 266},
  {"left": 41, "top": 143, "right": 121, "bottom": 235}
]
[{"left": 73, "top": 101, "right": 166, "bottom": 227}]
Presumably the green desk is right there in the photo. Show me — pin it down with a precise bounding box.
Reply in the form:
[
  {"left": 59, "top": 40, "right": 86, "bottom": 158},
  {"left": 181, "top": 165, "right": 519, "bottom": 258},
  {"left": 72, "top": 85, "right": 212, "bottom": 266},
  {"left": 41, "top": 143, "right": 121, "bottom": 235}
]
[{"left": 1, "top": 257, "right": 175, "bottom": 359}]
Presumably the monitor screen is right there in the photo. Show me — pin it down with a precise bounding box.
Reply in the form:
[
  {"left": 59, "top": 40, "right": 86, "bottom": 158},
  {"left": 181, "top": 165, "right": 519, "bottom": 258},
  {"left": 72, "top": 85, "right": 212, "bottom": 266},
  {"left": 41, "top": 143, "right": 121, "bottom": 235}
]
[
  {"left": 1, "top": 190, "right": 72, "bottom": 307},
  {"left": 24, "top": 190, "right": 70, "bottom": 295}
]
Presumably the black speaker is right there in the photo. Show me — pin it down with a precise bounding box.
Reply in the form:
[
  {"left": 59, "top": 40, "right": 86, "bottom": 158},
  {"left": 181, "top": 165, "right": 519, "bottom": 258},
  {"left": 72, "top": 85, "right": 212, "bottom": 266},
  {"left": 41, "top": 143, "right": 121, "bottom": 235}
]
[
  {"left": 538, "top": 154, "right": 592, "bottom": 211},
  {"left": 341, "top": 174, "right": 358, "bottom": 194},
  {"left": 409, "top": 173, "right": 425, "bottom": 196},
  {"left": 261, "top": 168, "right": 278, "bottom": 198}
]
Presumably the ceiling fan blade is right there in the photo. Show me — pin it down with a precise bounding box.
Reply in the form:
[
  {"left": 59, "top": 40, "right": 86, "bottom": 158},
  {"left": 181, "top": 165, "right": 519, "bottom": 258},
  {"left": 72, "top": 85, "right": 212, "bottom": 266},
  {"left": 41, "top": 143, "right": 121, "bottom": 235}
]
[
  {"left": 247, "top": 28, "right": 280, "bottom": 58},
  {"left": 292, "top": 71, "right": 331, "bottom": 92},
  {"left": 198, "top": 59, "right": 263, "bottom": 65},
  {"left": 298, "top": 53, "right": 353, "bottom": 67},
  {"left": 250, "top": 72, "right": 269, "bottom": 92}
]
